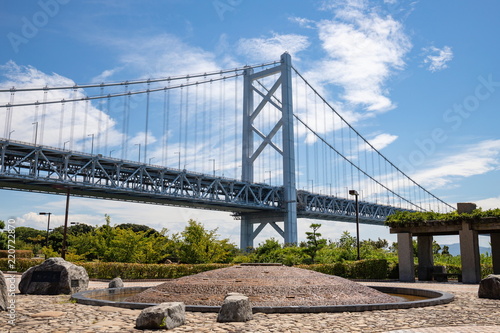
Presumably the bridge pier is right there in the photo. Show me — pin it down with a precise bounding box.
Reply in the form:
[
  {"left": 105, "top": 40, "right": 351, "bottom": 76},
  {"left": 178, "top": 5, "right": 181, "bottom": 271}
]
[{"left": 240, "top": 52, "right": 298, "bottom": 249}]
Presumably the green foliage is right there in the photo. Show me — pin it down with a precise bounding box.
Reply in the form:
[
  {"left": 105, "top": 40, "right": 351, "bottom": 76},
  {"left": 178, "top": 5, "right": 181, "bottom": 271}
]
[
  {"left": 0, "top": 250, "right": 34, "bottom": 258},
  {"left": 385, "top": 208, "right": 500, "bottom": 225},
  {"left": 0, "top": 258, "right": 43, "bottom": 272},
  {"left": 13, "top": 226, "right": 46, "bottom": 243},
  {"left": 0, "top": 259, "right": 230, "bottom": 278},
  {"left": 298, "top": 259, "right": 393, "bottom": 279},
  {"left": 177, "top": 220, "right": 237, "bottom": 264},
  {"left": 303, "top": 223, "right": 327, "bottom": 263}
]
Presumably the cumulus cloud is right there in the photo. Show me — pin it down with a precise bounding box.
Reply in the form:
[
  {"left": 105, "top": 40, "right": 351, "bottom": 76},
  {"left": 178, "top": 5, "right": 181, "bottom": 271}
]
[
  {"left": 368, "top": 133, "right": 398, "bottom": 150},
  {"left": 305, "top": 0, "right": 412, "bottom": 113},
  {"left": 412, "top": 139, "right": 500, "bottom": 189},
  {"left": 423, "top": 46, "right": 453, "bottom": 72},
  {"left": 0, "top": 61, "right": 120, "bottom": 152},
  {"left": 236, "top": 33, "right": 310, "bottom": 63}
]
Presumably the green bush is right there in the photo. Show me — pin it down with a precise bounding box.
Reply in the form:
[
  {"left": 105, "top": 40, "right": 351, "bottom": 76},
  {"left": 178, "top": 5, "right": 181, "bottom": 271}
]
[
  {"left": 298, "top": 259, "right": 391, "bottom": 279},
  {"left": 350, "top": 259, "right": 389, "bottom": 279},
  {"left": 0, "top": 259, "right": 232, "bottom": 279},
  {"left": 0, "top": 258, "right": 43, "bottom": 272},
  {"left": 0, "top": 250, "right": 33, "bottom": 258}
]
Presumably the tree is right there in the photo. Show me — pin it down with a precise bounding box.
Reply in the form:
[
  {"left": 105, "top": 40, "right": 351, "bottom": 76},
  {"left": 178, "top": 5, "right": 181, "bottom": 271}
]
[
  {"left": 303, "top": 223, "right": 327, "bottom": 263},
  {"left": 177, "top": 220, "right": 237, "bottom": 264},
  {"left": 115, "top": 223, "right": 158, "bottom": 237},
  {"left": 0, "top": 220, "right": 6, "bottom": 250}
]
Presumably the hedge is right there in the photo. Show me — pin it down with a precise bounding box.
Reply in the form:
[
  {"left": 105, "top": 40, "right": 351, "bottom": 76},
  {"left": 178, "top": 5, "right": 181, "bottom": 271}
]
[
  {"left": 5, "top": 258, "right": 492, "bottom": 280},
  {"left": 0, "top": 259, "right": 231, "bottom": 279},
  {"left": 297, "top": 259, "right": 395, "bottom": 279},
  {"left": 0, "top": 250, "right": 34, "bottom": 259}
]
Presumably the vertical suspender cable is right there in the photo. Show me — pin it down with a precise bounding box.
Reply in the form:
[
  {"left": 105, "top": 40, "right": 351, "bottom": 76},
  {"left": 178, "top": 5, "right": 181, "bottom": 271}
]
[
  {"left": 144, "top": 82, "right": 150, "bottom": 164},
  {"left": 40, "top": 88, "right": 47, "bottom": 145}
]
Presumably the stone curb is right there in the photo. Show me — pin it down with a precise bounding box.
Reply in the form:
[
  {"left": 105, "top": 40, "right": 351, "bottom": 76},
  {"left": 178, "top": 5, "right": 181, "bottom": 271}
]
[{"left": 70, "top": 285, "right": 454, "bottom": 313}]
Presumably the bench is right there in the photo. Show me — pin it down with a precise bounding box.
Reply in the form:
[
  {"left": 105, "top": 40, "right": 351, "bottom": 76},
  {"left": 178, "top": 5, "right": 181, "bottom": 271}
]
[{"left": 432, "top": 272, "right": 462, "bottom": 282}]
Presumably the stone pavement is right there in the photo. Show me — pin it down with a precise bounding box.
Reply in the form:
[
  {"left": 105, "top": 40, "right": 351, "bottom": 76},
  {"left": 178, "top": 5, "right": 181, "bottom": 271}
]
[{"left": 2, "top": 278, "right": 500, "bottom": 332}]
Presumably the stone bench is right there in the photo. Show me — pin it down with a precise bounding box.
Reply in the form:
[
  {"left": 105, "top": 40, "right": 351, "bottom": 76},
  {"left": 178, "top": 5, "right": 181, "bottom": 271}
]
[{"left": 433, "top": 272, "right": 462, "bottom": 282}]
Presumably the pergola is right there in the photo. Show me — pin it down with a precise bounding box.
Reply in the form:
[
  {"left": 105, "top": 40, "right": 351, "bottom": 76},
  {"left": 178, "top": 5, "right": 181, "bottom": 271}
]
[{"left": 387, "top": 203, "right": 500, "bottom": 284}]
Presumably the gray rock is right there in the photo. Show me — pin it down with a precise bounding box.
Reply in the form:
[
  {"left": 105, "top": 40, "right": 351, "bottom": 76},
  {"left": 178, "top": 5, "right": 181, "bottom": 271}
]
[
  {"left": 0, "top": 271, "right": 7, "bottom": 311},
  {"left": 109, "top": 277, "right": 124, "bottom": 288},
  {"left": 479, "top": 274, "right": 500, "bottom": 299},
  {"left": 217, "top": 293, "right": 253, "bottom": 323},
  {"left": 19, "top": 257, "right": 88, "bottom": 295},
  {"left": 136, "top": 302, "right": 185, "bottom": 330}
]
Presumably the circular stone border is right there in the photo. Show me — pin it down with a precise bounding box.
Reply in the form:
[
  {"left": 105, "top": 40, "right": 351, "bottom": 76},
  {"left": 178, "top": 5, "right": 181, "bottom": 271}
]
[{"left": 71, "top": 285, "right": 454, "bottom": 313}]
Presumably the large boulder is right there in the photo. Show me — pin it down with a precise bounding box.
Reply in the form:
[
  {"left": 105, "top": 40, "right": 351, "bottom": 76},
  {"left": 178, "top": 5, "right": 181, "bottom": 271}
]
[
  {"left": 217, "top": 292, "right": 253, "bottom": 323},
  {"left": 0, "top": 271, "right": 7, "bottom": 311},
  {"left": 19, "top": 257, "right": 88, "bottom": 295},
  {"left": 136, "top": 302, "right": 185, "bottom": 330},
  {"left": 109, "top": 277, "right": 124, "bottom": 288},
  {"left": 479, "top": 274, "right": 500, "bottom": 299}
]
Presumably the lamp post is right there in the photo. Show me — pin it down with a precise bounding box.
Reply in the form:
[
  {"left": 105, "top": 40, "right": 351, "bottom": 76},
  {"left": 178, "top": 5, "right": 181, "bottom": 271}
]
[
  {"left": 39, "top": 212, "right": 52, "bottom": 248},
  {"left": 8, "top": 130, "right": 14, "bottom": 140},
  {"left": 149, "top": 157, "right": 155, "bottom": 164},
  {"left": 63, "top": 140, "right": 70, "bottom": 150},
  {"left": 349, "top": 189, "right": 360, "bottom": 260}
]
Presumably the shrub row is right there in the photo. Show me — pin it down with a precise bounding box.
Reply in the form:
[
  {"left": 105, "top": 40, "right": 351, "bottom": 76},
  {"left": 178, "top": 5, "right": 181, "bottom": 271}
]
[
  {"left": 0, "top": 250, "right": 34, "bottom": 259},
  {"left": 5, "top": 258, "right": 491, "bottom": 280},
  {"left": 0, "top": 259, "right": 231, "bottom": 279},
  {"left": 297, "top": 259, "right": 397, "bottom": 280}
]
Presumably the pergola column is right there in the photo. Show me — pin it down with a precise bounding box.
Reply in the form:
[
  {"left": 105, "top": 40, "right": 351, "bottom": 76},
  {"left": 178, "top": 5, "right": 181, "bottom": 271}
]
[
  {"left": 491, "top": 233, "right": 500, "bottom": 274},
  {"left": 398, "top": 232, "right": 415, "bottom": 282},
  {"left": 459, "top": 221, "right": 481, "bottom": 283},
  {"left": 417, "top": 235, "right": 434, "bottom": 281}
]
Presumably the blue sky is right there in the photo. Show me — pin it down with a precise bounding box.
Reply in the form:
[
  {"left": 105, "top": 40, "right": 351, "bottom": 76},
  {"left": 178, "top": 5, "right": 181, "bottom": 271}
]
[{"left": 0, "top": 0, "right": 499, "bottom": 248}]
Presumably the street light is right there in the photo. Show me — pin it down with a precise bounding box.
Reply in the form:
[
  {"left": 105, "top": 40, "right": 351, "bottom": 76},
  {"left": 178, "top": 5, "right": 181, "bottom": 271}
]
[
  {"left": 63, "top": 140, "right": 70, "bottom": 150},
  {"left": 39, "top": 212, "right": 52, "bottom": 248},
  {"left": 109, "top": 150, "right": 115, "bottom": 157},
  {"left": 349, "top": 189, "right": 360, "bottom": 260},
  {"left": 149, "top": 157, "right": 155, "bottom": 164},
  {"left": 8, "top": 130, "right": 14, "bottom": 140}
]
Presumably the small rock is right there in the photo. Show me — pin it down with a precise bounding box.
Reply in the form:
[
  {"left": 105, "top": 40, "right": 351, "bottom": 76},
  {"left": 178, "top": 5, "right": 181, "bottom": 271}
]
[
  {"left": 136, "top": 302, "right": 185, "bottom": 329},
  {"left": 479, "top": 274, "right": 500, "bottom": 299},
  {"left": 217, "top": 293, "right": 253, "bottom": 323},
  {"left": 109, "top": 277, "right": 124, "bottom": 288}
]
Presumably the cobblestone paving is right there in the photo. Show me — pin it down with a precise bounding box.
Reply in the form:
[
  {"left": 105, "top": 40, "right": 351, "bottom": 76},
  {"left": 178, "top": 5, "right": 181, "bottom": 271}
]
[{"left": 2, "top": 280, "right": 499, "bottom": 332}]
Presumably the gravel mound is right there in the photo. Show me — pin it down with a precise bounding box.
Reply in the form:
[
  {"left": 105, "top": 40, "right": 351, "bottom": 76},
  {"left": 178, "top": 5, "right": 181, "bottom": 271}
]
[{"left": 124, "top": 265, "right": 400, "bottom": 307}]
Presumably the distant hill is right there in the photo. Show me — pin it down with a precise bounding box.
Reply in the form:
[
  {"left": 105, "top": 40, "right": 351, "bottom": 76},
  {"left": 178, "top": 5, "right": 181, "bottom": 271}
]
[{"left": 443, "top": 243, "right": 491, "bottom": 256}]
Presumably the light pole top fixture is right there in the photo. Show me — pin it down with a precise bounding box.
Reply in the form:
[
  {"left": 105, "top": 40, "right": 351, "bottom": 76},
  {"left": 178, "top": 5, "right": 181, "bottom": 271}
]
[
  {"left": 349, "top": 190, "right": 358, "bottom": 196},
  {"left": 39, "top": 212, "right": 51, "bottom": 215}
]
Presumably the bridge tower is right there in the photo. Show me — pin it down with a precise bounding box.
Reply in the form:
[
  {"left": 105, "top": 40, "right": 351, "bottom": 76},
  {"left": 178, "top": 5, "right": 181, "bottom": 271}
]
[{"left": 240, "top": 52, "right": 297, "bottom": 250}]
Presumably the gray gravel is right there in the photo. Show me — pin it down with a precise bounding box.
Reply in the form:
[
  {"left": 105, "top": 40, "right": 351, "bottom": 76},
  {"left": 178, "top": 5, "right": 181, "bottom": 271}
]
[{"left": 125, "top": 265, "right": 399, "bottom": 306}]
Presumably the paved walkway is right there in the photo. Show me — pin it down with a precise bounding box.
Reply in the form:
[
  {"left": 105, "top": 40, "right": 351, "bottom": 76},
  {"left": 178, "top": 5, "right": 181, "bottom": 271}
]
[{"left": 3, "top": 278, "right": 500, "bottom": 332}]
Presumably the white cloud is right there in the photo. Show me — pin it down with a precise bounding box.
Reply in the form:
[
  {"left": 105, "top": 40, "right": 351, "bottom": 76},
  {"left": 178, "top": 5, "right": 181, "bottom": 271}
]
[
  {"left": 0, "top": 61, "right": 121, "bottom": 152},
  {"left": 475, "top": 196, "right": 500, "bottom": 210},
  {"left": 368, "top": 133, "right": 398, "bottom": 150},
  {"left": 423, "top": 46, "right": 453, "bottom": 72},
  {"left": 236, "top": 33, "right": 310, "bottom": 63},
  {"left": 306, "top": 1, "right": 412, "bottom": 113},
  {"left": 412, "top": 139, "right": 500, "bottom": 189}
]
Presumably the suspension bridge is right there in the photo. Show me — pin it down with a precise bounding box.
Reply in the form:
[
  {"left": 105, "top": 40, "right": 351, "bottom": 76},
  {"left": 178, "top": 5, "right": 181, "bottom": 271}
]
[{"left": 0, "top": 53, "right": 454, "bottom": 248}]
